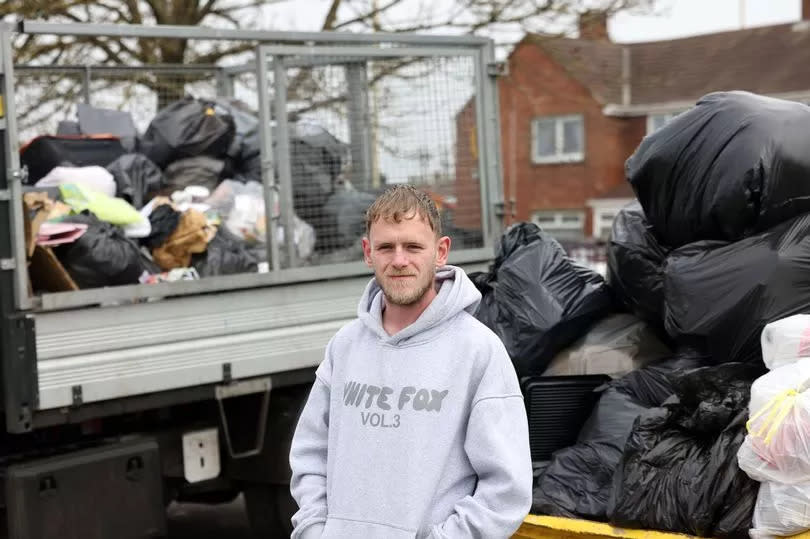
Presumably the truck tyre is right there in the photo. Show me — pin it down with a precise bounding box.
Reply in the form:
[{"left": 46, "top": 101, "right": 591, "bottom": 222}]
[{"left": 244, "top": 484, "right": 296, "bottom": 538}]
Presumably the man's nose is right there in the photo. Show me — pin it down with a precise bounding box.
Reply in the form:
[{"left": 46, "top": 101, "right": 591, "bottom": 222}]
[{"left": 392, "top": 247, "right": 409, "bottom": 267}]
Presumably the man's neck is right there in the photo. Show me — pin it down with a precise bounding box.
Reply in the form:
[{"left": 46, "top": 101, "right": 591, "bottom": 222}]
[{"left": 382, "top": 287, "right": 438, "bottom": 336}]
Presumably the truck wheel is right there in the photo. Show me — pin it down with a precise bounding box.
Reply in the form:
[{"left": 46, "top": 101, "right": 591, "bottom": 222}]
[{"left": 243, "top": 484, "right": 296, "bottom": 538}]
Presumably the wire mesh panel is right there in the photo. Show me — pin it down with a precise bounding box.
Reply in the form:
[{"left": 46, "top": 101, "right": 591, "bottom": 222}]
[
  {"left": 14, "top": 66, "right": 221, "bottom": 142},
  {"left": 265, "top": 49, "right": 486, "bottom": 269},
  {"left": 5, "top": 25, "right": 498, "bottom": 304},
  {"left": 11, "top": 43, "right": 274, "bottom": 297}
]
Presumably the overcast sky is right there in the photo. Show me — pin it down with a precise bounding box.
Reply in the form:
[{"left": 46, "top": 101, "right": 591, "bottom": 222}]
[
  {"left": 611, "top": 0, "right": 799, "bottom": 42},
  {"left": 262, "top": 0, "right": 802, "bottom": 45}
]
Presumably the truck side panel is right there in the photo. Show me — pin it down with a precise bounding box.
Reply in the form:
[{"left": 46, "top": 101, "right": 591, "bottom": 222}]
[{"left": 34, "top": 276, "right": 365, "bottom": 409}]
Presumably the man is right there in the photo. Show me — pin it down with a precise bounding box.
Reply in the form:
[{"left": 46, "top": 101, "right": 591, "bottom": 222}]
[{"left": 289, "top": 185, "right": 532, "bottom": 539}]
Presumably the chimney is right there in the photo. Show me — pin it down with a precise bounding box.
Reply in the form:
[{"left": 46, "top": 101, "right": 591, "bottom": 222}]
[
  {"left": 804, "top": 0, "right": 810, "bottom": 20},
  {"left": 578, "top": 10, "right": 609, "bottom": 41}
]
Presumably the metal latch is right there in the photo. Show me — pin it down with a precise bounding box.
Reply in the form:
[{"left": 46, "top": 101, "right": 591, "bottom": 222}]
[
  {"left": 215, "top": 377, "right": 272, "bottom": 459},
  {"left": 487, "top": 61, "right": 508, "bottom": 77},
  {"left": 72, "top": 385, "right": 83, "bottom": 407},
  {"left": 0, "top": 189, "right": 9, "bottom": 201},
  {"left": 493, "top": 199, "right": 515, "bottom": 219},
  {"left": 7, "top": 167, "right": 26, "bottom": 184},
  {"left": 0, "top": 258, "right": 15, "bottom": 271}
]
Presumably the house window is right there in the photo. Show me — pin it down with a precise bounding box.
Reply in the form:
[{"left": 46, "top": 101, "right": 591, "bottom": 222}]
[
  {"left": 594, "top": 209, "right": 617, "bottom": 240},
  {"left": 531, "top": 210, "right": 585, "bottom": 241},
  {"left": 646, "top": 112, "right": 680, "bottom": 134},
  {"left": 531, "top": 114, "right": 584, "bottom": 164}
]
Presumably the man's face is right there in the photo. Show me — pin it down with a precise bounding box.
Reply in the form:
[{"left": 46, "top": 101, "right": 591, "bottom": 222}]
[{"left": 362, "top": 214, "right": 450, "bottom": 306}]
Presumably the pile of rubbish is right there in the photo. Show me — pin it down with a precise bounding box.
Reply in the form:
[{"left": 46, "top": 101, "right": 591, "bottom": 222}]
[
  {"left": 472, "top": 91, "right": 810, "bottom": 537},
  {"left": 615, "top": 91, "right": 810, "bottom": 365},
  {"left": 20, "top": 98, "right": 389, "bottom": 293}
]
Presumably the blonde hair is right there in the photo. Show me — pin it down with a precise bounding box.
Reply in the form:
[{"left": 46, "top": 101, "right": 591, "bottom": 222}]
[{"left": 365, "top": 185, "right": 442, "bottom": 237}]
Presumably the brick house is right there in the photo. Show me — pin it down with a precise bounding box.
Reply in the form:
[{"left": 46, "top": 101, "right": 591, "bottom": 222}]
[{"left": 459, "top": 1, "right": 810, "bottom": 242}]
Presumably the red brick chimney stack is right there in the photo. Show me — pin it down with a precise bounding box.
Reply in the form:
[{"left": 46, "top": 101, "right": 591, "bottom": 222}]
[{"left": 578, "top": 11, "right": 609, "bottom": 41}]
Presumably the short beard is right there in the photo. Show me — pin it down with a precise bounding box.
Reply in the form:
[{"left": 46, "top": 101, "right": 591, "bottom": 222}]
[{"left": 379, "top": 266, "right": 436, "bottom": 306}]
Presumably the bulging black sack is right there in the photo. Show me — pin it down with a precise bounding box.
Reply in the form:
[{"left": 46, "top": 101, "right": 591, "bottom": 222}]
[
  {"left": 140, "top": 98, "right": 236, "bottom": 168},
  {"left": 54, "top": 212, "right": 159, "bottom": 288},
  {"left": 532, "top": 350, "right": 706, "bottom": 521},
  {"left": 607, "top": 363, "right": 762, "bottom": 539},
  {"left": 192, "top": 228, "right": 258, "bottom": 277},
  {"left": 531, "top": 387, "right": 646, "bottom": 520},
  {"left": 607, "top": 202, "right": 669, "bottom": 329},
  {"left": 106, "top": 153, "right": 164, "bottom": 209},
  {"left": 471, "top": 223, "right": 612, "bottom": 377},
  {"left": 627, "top": 91, "right": 810, "bottom": 247},
  {"left": 664, "top": 212, "right": 810, "bottom": 364}
]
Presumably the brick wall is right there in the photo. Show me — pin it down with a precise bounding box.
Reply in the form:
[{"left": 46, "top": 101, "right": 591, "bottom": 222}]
[
  {"left": 453, "top": 97, "right": 481, "bottom": 230},
  {"left": 498, "top": 41, "right": 646, "bottom": 235}
]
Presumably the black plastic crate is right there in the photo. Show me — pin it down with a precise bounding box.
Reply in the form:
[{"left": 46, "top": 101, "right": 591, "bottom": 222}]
[
  {"left": 522, "top": 375, "right": 610, "bottom": 462},
  {"left": 6, "top": 438, "right": 166, "bottom": 539}
]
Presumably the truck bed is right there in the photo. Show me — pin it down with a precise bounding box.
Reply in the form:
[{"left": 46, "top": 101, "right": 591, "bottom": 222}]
[
  {"left": 34, "top": 275, "right": 362, "bottom": 410},
  {"left": 514, "top": 515, "right": 810, "bottom": 539},
  {"left": 34, "top": 261, "right": 489, "bottom": 411}
]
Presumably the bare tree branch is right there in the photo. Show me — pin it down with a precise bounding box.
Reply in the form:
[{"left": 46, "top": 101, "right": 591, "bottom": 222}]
[
  {"left": 332, "top": 0, "right": 406, "bottom": 30},
  {"left": 6, "top": 0, "right": 655, "bottom": 138},
  {"left": 322, "top": 0, "right": 343, "bottom": 30}
]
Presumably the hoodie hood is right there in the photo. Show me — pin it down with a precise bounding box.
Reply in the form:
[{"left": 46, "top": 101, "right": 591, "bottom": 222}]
[{"left": 357, "top": 265, "right": 482, "bottom": 346}]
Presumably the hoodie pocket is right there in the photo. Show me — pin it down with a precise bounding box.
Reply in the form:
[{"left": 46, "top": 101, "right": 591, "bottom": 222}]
[{"left": 322, "top": 517, "right": 416, "bottom": 539}]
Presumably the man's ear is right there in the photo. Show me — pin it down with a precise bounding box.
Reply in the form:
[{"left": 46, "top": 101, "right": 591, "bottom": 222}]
[
  {"left": 362, "top": 236, "right": 373, "bottom": 267},
  {"left": 435, "top": 235, "right": 451, "bottom": 267}
]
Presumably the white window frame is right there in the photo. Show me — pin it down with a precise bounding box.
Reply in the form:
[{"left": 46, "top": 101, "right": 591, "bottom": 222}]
[
  {"left": 587, "top": 198, "right": 635, "bottom": 239},
  {"left": 593, "top": 208, "right": 619, "bottom": 240},
  {"left": 531, "top": 114, "right": 585, "bottom": 164},
  {"left": 646, "top": 111, "right": 681, "bottom": 134},
  {"left": 531, "top": 210, "right": 585, "bottom": 240}
]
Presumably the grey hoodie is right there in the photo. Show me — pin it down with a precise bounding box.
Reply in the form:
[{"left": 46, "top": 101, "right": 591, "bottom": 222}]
[{"left": 289, "top": 265, "right": 532, "bottom": 539}]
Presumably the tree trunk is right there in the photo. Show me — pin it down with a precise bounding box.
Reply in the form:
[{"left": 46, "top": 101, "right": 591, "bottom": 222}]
[{"left": 155, "top": 37, "right": 190, "bottom": 110}]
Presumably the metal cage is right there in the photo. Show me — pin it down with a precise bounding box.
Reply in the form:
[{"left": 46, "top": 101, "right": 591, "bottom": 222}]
[{"left": 1, "top": 21, "right": 504, "bottom": 311}]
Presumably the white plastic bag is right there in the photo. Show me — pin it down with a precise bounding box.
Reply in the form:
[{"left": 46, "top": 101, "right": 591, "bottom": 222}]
[
  {"left": 738, "top": 362, "right": 810, "bottom": 483},
  {"left": 761, "top": 314, "right": 810, "bottom": 370},
  {"left": 543, "top": 313, "right": 671, "bottom": 377},
  {"left": 36, "top": 166, "right": 116, "bottom": 197},
  {"left": 739, "top": 437, "right": 780, "bottom": 483},
  {"left": 226, "top": 191, "right": 267, "bottom": 244},
  {"left": 205, "top": 180, "right": 315, "bottom": 260},
  {"left": 276, "top": 216, "right": 316, "bottom": 261},
  {"left": 750, "top": 481, "right": 810, "bottom": 539}
]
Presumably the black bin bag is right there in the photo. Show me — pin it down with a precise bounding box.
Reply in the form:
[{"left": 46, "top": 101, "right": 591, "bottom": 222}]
[
  {"left": 532, "top": 349, "right": 706, "bottom": 520},
  {"left": 53, "top": 212, "right": 159, "bottom": 288},
  {"left": 106, "top": 153, "right": 164, "bottom": 209},
  {"left": 21, "top": 135, "right": 126, "bottom": 184},
  {"left": 532, "top": 387, "right": 646, "bottom": 520},
  {"left": 191, "top": 228, "right": 258, "bottom": 277},
  {"left": 607, "top": 363, "right": 762, "bottom": 539},
  {"left": 470, "top": 222, "right": 613, "bottom": 377},
  {"left": 664, "top": 212, "right": 810, "bottom": 365},
  {"left": 627, "top": 91, "right": 810, "bottom": 247},
  {"left": 289, "top": 123, "right": 349, "bottom": 222},
  {"left": 211, "top": 98, "right": 262, "bottom": 183},
  {"left": 319, "top": 189, "right": 378, "bottom": 251},
  {"left": 607, "top": 202, "right": 669, "bottom": 329},
  {"left": 139, "top": 97, "right": 235, "bottom": 168}
]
